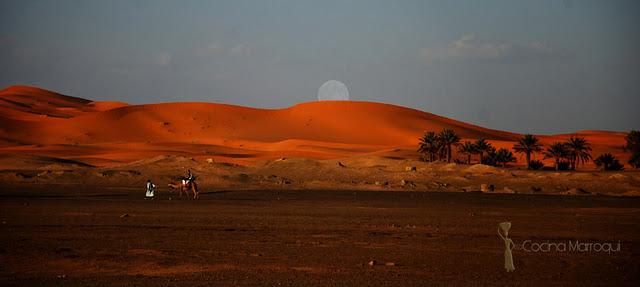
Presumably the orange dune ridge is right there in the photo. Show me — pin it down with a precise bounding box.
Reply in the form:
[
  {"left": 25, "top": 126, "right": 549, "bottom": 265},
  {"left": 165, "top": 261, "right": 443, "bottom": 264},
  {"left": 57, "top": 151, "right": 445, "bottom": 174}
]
[{"left": 0, "top": 85, "right": 629, "bottom": 167}]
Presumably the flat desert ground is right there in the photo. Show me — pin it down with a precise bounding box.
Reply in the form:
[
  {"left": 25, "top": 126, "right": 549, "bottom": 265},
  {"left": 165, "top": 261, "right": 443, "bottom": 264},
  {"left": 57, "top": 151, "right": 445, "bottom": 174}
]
[
  {"left": 1, "top": 86, "right": 639, "bottom": 285},
  {"left": 1, "top": 184, "right": 639, "bottom": 286}
]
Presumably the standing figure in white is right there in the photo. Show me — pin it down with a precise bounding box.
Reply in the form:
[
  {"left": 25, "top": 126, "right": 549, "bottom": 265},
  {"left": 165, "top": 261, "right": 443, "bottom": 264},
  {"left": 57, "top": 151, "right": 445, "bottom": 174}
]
[{"left": 145, "top": 179, "right": 156, "bottom": 199}]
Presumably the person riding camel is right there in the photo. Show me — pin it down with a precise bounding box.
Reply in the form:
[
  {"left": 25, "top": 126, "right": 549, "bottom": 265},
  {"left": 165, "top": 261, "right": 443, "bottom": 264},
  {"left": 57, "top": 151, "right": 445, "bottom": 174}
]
[{"left": 185, "top": 169, "right": 195, "bottom": 183}]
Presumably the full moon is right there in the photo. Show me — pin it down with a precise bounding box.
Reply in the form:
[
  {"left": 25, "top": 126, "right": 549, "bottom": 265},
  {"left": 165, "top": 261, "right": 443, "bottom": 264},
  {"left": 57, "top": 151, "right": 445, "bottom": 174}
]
[{"left": 317, "top": 80, "right": 350, "bottom": 101}]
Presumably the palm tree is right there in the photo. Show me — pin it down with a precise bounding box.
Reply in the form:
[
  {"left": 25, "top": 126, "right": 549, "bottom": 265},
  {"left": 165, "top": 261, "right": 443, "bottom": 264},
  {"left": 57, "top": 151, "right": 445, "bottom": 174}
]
[
  {"left": 458, "top": 141, "right": 477, "bottom": 164},
  {"left": 565, "top": 137, "right": 592, "bottom": 170},
  {"left": 594, "top": 153, "right": 624, "bottom": 171},
  {"left": 474, "top": 139, "right": 492, "bottom": 164},
  {"left": 495, "top": 148, "right": 517, "bottom": 167},
  {"left": 628, "top": 153, "right": 640, "bottom": 169},
  {"left": 624, "top": 130, "right": 640, "bottom": 169},
  {"left": 438, "top": 129, "right": 460, "bottom": 163},
  {"left": 418, "top": 131, "right": 439, "bottom": 162},
  {"left": 624, "top": 130, "right": 640, "bottom": 153},
  {"left": 544, "top": 142, "right": 569, "bottom": 171},
  {"left": 435, "top": 135, "right": 447, "bottom": 161},
  {"left": 513, "top": 134, "right": 543, "bottom": 169}
]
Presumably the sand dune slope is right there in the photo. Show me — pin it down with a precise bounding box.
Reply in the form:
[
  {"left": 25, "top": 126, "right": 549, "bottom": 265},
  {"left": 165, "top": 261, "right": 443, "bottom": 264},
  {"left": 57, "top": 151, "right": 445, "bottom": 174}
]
[
  {"left": 1, "top": 86, "right": 516, "bottom": 146},
  {"left": 0, "top": 86, "right": 127, "bottom": 120},
  {"left": 0, "top": 86, "right": 630, "bottom": 167}
]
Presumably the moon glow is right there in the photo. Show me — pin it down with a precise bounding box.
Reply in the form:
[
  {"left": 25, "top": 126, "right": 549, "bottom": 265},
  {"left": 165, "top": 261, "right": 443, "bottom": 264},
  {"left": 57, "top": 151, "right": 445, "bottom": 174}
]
[{"left": 317, "top": 80, "right": 350, "bottom": 101}]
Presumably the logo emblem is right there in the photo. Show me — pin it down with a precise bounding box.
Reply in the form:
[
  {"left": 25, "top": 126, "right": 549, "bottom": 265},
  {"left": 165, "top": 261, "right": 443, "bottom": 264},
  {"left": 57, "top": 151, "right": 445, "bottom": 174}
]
[{"left": 498, "top": 222, "right": 515, "bottom": 272}]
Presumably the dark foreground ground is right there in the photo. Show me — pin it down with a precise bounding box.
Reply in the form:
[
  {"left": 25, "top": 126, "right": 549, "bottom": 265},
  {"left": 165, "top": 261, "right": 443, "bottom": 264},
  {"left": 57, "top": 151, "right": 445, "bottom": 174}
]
[{"left": 1, "top": 184, "right": 639, "bottom": 286}]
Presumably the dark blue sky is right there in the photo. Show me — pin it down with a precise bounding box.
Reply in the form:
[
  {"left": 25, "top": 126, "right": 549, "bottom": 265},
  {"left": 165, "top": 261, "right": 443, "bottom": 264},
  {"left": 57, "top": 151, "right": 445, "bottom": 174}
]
[{"left": 1, "top": 0, "right": 638, "bottom": 134}]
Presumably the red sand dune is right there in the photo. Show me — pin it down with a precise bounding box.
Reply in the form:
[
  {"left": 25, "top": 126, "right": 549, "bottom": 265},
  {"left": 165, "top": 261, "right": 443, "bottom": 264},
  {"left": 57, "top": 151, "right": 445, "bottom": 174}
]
[
  {"left": 0, "top": 86, "right": 127, "bottom": 120},
  {"left": 0, "top": 85, "right": 629, "bottom": 167}
]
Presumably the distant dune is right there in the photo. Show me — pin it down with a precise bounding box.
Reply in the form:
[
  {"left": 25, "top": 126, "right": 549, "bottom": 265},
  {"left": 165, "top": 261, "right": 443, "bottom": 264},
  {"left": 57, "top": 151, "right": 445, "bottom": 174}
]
[
  {"left": 0, "top": 85, "right": 628, "bottom": 167},
  {"left": 0, "top": 86, "right": 127, "bottom": 121}
]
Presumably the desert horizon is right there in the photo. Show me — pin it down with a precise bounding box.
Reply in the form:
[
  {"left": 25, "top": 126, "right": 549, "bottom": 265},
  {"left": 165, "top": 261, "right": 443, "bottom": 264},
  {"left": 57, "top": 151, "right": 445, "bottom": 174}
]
[
  {"left": 2, "top": 85, "right": 639, "bottom": 286},
  {"left": 2, "top": 1, "right": 639, "bottom": 286},
  {"left": 0, "top": 85, "right": 631, "bottom": 169}
]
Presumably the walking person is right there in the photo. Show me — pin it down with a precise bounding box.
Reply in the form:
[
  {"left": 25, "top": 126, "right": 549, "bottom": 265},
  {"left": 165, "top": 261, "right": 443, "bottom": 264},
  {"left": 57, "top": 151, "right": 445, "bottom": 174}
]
[{"left": 145, "top": 179, "right": 156, "bottom": 199}]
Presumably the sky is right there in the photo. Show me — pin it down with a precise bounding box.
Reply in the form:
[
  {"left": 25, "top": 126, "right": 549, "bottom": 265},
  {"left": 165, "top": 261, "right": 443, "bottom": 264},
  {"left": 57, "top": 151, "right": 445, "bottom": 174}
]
[{"left": 1, "top": 0, "right": 638, "bottom": 134}]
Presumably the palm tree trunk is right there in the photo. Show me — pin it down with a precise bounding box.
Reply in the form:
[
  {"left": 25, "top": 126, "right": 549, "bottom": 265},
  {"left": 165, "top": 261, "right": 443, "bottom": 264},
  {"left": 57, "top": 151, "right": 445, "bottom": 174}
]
[
  {"left": 447, "top": 145, "right": 452, "bottom": 163},
  {"left": 467, "top": 154, "right": 471, "bottom": 165},
  {"left": 555, "top": 159, "right": 559, "bottom": 171},
  {"left": 526, "top": 152, "right": 531, "bottom": 169},
  {"left": 570, "top": 157, "right": 574, "bottom": 170}
]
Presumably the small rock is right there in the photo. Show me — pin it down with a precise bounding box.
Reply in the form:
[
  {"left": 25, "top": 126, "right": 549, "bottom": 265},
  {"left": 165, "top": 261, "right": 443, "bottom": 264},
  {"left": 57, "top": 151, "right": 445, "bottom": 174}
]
[
  {"left": 368, "top": 260, "right": 377, "bottom": 266},
  {"left": 338, "top": 161, "right": 347, "bottom": 167},
  {"left": 432, "top": 181, "right": 448, "bottom": 188},
  {"left": 384, "top": 262, "right": 396, "bottom": 266},
  {"left": 565, "top": 188, "right": 590, "bottom": 195},
  {"left": 56, "top": 274, "right": 67, "bottom": 279},
  {"left": 400, "top": 180, "right": 416, "bottom": 187},
  {"left": 503, "top": 187, "right": 516, "bottom": 194},
  {"left": 608, "top": 173, "right": 627, "bottom": 180},
  {"left": 530, "top": 186, "right": 542, "bottom": 193},
  {"left": 466, "top": 164, "right": 500, "bottom": 174},
  {"left": 480, "top": 184, "right": 494, "bottom": 192},
  {"left": 280, "top": 178, "right": 292, "bottom": 185},
  {"left": 206, "top": 158, "right": 214, "bottom": 164},
  {"left": 405, "top": 166, "right": 417, "bottom": 171},
  {"left": 120, "top": 213, "right": 129, "bottom": 218},
  {"left": 374, "top": 181, "right": 389, "bottom": 186}
]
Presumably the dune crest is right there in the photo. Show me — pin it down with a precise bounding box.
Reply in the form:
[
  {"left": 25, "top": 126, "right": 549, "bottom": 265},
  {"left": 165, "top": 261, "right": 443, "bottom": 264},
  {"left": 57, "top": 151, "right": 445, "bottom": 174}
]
[
  {"left": 0, "top": 86, "right": 628, "bottom": 167},
  {"left": 0, "top": 85, "right": 128, "bottom": 120}
]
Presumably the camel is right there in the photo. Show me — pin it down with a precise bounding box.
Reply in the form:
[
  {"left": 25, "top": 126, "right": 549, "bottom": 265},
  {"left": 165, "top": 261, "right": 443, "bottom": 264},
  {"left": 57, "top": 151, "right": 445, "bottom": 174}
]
[{"left": 167, "top": 179, "right": 199, "bottom": 199}]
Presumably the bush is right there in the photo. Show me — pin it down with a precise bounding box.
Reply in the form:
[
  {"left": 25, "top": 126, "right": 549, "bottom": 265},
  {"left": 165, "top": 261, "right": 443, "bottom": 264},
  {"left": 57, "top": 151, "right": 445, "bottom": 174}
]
[
  {"left": 495, "top": 148, "right": 516, "bottom": 167},
  {"left": 624, "top": 130, "right": 640, "bottom": 169},
  {"left": 608, "top": 161, "right": 625, "bottom": 171},
  {"left": 528, "top": 160, "right": 544, "bottom": 170},
  {"left": 629, "top": 152, "right": 640, "bottom": 169},
  {"left": 594, "top": 153, "right": 625, "bottom": 171},
  {"left": 481, "top": 154, "right": 498, "bottom": 166}
]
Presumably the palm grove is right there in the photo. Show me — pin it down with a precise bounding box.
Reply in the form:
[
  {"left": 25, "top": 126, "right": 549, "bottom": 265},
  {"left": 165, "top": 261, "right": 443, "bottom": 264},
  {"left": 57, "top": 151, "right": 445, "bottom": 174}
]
[{"left": 418, "top": 129, "right": 640, "bottom": 171}]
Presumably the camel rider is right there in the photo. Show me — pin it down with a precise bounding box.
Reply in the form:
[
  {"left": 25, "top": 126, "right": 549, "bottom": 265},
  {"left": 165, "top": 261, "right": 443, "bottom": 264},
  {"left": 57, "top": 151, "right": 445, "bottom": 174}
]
[{"left": 186, "top": 169, "right": 195, "bottom": 183}]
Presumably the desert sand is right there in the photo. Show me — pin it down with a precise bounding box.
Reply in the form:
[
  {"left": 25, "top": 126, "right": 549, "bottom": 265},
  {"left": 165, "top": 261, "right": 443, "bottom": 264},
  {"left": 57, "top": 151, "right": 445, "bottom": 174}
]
[
  {"left": 1, "top": 86, "right": 639, "bottom": 285},
  {"left": 0, "top": 85, "right": 628, "bottom": 166},
  {"left": 1, "top": 186, "right": 639, "bottom": 286},
  {"left": 0, "top": 85, "right": 637, "bottom": 197}
]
